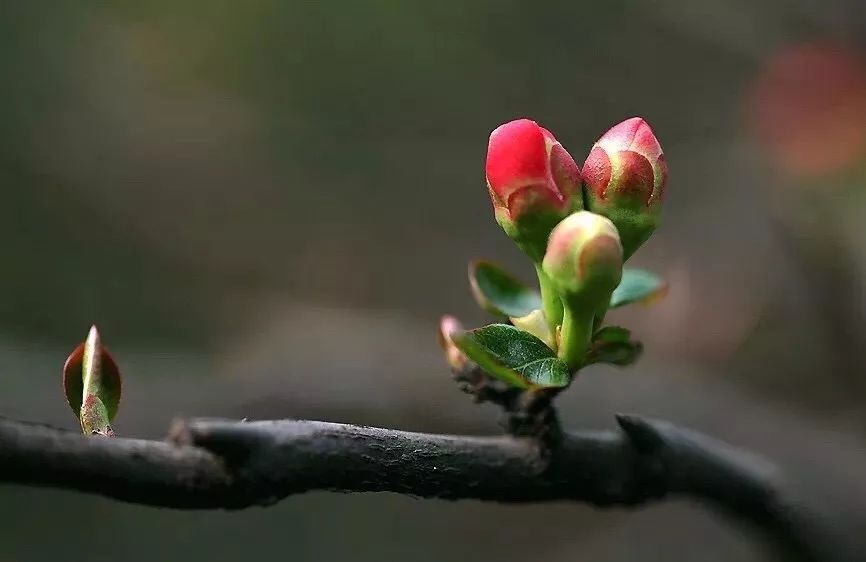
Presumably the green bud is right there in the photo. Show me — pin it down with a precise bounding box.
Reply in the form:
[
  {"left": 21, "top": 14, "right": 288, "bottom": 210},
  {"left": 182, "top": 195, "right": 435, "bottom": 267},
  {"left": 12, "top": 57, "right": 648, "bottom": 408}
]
[
  {"left": 542, "top": 211, "right": 623, "bottom": 368},
  {"left": 542, "top": 211, "right": 623, "bottom": 302}
]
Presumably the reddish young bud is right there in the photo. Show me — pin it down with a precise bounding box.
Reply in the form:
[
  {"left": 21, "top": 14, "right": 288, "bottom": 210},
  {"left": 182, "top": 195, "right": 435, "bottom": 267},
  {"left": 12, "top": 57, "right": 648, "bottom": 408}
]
[
  {"left": 486, "top": 119, "right": 583, "bottom": 261},
  {"left": 582, "top": 117, "right": 667, "bottom": 260},
  {"left": 438, "top": 315, "right": 469, "bottom": 371},
  {"left": 63, "top": 325, "right": 121, "bottom": 436}
]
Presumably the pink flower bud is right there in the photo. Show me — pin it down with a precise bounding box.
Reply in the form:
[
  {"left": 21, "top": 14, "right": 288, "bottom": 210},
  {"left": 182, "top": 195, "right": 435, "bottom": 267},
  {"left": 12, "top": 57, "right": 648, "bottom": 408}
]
[
  {"left": 582, "top": 117, "right": 667, "bottom": 259},
  {"left": 486, "top": 119, "right": 583, "bottom": 261}
]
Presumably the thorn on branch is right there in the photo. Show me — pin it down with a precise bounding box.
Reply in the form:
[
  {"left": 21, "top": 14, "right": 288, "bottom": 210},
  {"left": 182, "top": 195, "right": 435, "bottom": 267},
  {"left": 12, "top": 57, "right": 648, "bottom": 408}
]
[{"left": 616, "top": 413, "right": 665, "bottom": 454}]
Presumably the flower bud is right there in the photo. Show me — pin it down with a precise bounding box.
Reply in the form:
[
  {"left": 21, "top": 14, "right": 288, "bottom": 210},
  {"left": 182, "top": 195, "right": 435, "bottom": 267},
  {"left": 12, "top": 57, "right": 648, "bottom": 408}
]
[
  {"left": 486, "top": 119, "right": 583, "bottom": 261},
  {"left": 438, "top": 315, "right": 469, "bottom": 371},
  {"left": 582, "top": 117, "right": 667, "bottom": 260},
  {"left": 63, "top": 325, "right": 121, "bottom": 436},
  {"left": 542, "top": 211, "right": 623, "bottom": 300},
  {"left": 542, "top": 211, "right": 624, "bottom": 368}
]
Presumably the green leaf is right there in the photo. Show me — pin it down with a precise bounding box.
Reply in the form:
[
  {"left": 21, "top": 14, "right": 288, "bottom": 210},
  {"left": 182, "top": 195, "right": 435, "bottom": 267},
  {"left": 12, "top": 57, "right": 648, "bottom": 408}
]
[
  {"left": 469, "top": 260, "right": 542, "bottom": 318},
  {"left": 585, "top": 326, "right": 643, "bottom": 367},
  {"left": 593, "top": 325, "right": 632, "bottom": 344},
  {"left": 453, "top": 324, "right": 571, "bottom": 388},
  {"left": 610, "top": 268, "right": 667, "bottom": 308},
  {"left": 80, "top": 394, "right": 114, "bottom": 436},
  {"left": 510, "top": 309, "right": 555, "bottom": 349}
]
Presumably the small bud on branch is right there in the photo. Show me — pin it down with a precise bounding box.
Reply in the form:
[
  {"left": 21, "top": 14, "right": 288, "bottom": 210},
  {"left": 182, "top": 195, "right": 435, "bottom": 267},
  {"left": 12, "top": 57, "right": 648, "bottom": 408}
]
[{"left": 62, "top": 325, "right": 122, "bottom": 436}]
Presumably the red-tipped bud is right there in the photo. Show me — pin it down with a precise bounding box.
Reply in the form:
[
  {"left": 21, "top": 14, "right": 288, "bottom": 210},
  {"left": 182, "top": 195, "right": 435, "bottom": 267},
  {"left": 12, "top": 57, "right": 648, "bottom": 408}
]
[
  {"left": 582, "top": 117, "right": 667, "bottom": 260},
  {"left": 486, "top": 119, "right": 583, "bottom": 261}
]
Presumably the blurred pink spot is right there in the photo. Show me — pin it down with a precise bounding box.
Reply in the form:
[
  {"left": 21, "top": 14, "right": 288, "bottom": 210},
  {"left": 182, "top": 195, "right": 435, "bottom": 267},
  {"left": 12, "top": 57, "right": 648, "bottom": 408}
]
[{"left": 749, "top": 42, "right": 866, "bottom": 179}]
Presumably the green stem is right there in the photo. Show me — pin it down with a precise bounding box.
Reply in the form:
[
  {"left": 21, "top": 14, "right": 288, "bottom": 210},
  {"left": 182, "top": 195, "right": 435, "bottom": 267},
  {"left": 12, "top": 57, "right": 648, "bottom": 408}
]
[
  {"left": 592, "top": 304, "right": 609, "bottom": 333},
  {"left": 535, "top": 264, "right": 564, "bottom": 334},
  {"left": 558, "top": 304, "right": 594, "bottom": 369}
]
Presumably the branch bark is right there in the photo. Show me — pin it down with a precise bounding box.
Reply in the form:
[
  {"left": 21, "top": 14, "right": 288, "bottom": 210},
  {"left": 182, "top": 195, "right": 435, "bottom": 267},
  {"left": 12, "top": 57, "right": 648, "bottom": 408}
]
[{"left": 0, "top": 415, "right": 851, "bottom": 561}]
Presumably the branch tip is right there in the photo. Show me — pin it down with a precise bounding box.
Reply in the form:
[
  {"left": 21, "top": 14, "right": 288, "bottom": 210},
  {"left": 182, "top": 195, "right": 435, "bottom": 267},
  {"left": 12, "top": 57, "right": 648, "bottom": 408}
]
[{"left": 615, "top": 413, "right": 664, "bottom": 455}]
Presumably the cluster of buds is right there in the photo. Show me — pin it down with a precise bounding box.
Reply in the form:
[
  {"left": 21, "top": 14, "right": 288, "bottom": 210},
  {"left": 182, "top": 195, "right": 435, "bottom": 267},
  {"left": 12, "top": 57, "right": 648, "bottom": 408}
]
[
  {"left": 486, "top": 117, "right": 667, "bottom": 264},
  {"left": 484, "top": 116, "right": 667, "bottom": 367}
]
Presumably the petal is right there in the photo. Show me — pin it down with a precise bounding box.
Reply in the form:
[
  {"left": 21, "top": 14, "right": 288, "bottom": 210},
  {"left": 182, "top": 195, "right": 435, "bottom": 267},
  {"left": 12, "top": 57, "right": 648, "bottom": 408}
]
[
  {"left": 630, "top": 119, "right": 664, "bottom": 161},
  {"left": 539, "top": 126, "right": 557, "bottom": 143},
  {"left": 609, "top": 151, "right": 655, "bottom": 205},
  {"left": 549, "top": 143, "right": 582, "bottom": 200},
  {"left": 596, "top": 117, "right": 643, "bottom": 152},
  {"left": 582, "top": 147, "right": 612, "bottom": 199},
  {"left": 486, "top": 119, "right": 549, "bottom": 198},
  {"left": 653, "top": 153, "right": 669, "bottom": 204},
  {"left": 505, "top": 183, "right": 565, "bottom": 220}
]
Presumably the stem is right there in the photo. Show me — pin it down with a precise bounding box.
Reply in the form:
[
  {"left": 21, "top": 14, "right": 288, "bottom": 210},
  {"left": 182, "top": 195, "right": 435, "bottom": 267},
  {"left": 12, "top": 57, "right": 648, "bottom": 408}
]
[
  {"left": 592, "top": 312, "right": 604, "bottom": 334},
  {"left": 558, "top": 303, "right": 594, "bottom": 369},
  {"left": 535, "top": 264, "right": 564, "bottom": 334}
]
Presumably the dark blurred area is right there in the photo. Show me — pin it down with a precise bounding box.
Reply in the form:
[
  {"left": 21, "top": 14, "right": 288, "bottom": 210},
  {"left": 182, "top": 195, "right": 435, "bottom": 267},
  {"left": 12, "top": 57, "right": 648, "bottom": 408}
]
[{"left": 2, "top": 1, "right": 866, "bottom": 560}]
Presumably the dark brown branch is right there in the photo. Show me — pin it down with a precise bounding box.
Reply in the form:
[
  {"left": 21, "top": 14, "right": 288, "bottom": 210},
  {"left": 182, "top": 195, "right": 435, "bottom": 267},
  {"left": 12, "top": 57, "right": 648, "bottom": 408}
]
[
  {"left": 450, "top": 361, "right": 561, "bottom": 440},
  {"left": 0, "top": 415, "right": 852, "bottom": 561},
  {"left": 0, "top": 417, "right": 232, "bottom": 508}
]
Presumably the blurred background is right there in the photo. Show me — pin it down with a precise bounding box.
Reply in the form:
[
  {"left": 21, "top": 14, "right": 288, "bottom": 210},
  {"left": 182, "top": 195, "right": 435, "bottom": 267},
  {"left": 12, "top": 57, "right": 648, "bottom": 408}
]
[{"left": 2, "top": 1, "right": 866, "bottom": 560}]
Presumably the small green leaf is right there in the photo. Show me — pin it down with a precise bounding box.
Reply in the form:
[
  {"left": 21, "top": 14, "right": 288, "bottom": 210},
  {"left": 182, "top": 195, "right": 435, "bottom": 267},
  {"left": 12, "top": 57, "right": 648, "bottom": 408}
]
[
  {"left": 454, "top": 324, "right": 571, "bottom": 388},
  {"left": 593, "top": 325, "right": 632, "bottom": 344},
  {"left": 469, "top": 260, "right": 542, "bottom": 318},
  {"left": 80, "top": 394, "right": 114, "bottom": 436},
  {"left": 585, "top": 326, "right": 643, "bottom": 367},
  {"left": 610, "top": 268, "right": 667, "bottom": 308}
]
